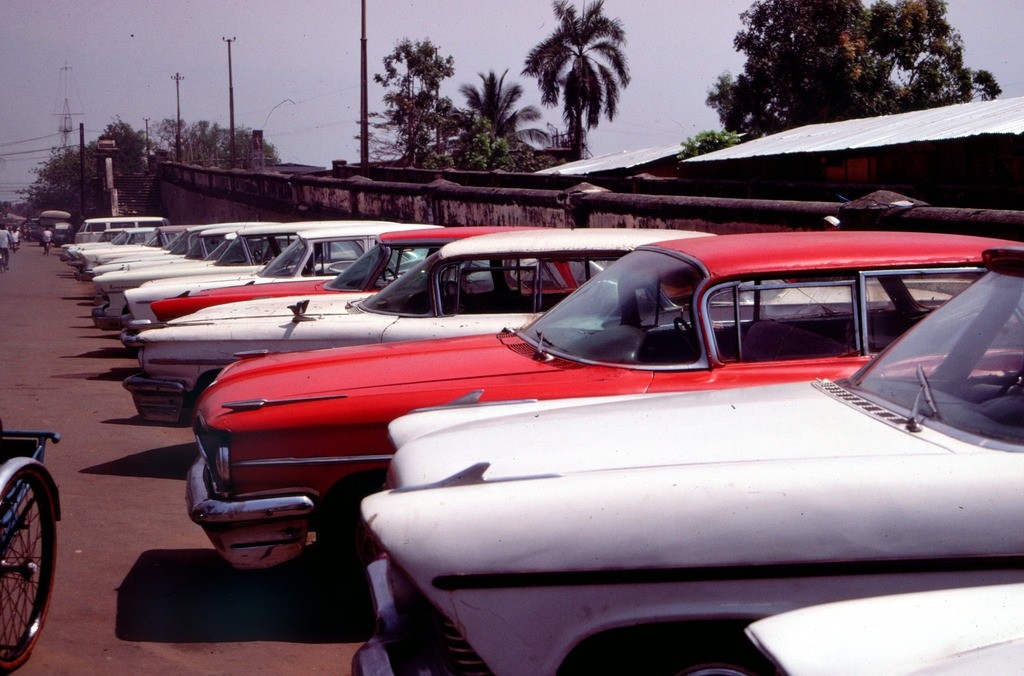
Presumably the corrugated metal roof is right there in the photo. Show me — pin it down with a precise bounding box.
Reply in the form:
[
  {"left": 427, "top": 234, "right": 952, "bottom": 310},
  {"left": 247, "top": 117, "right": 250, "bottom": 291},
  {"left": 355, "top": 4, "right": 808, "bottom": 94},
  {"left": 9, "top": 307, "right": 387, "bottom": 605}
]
[
  {"left": 685, "top": 96, "right": 1024, "bottom": 162},
  {"left": 535, "top": 143, "right": 682, "bottom": 175}
]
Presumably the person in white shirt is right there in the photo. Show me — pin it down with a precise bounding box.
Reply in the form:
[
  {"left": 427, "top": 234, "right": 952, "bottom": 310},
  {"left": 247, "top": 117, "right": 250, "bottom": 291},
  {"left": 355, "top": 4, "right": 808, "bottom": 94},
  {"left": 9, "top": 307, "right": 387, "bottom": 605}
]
[
  {"left": 9, "top": 226, "right": 19, "bottom": 252},
  {"left": 0, "top": 227, "right": 11, "bottom": 271},
  {"left": 40, "top": 227, "right": 52, "bottom": 255}
]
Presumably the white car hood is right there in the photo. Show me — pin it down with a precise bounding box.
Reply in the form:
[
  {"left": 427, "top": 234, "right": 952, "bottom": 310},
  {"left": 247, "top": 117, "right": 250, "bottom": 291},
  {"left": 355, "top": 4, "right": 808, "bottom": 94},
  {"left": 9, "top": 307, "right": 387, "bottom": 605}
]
[
  {"left": 166, "top": 293, "right": 365, "bottom": 325},
  {"left": 94, "top": 262, "right": 255, "bottom": 291},
  {"left": 747, "top": 583, "right": 1024, "bottom": 675},
  {"left": 387, "top": 381, "right": 961, "bottom": 488}
]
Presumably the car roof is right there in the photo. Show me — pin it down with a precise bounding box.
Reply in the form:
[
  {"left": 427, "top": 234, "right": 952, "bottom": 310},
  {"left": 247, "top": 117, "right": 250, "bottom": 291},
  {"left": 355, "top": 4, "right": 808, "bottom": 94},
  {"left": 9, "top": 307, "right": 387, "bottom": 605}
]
[
  {"left": 83, "top": 216, "right": 168, "bottom": 224},
  {"left": 650, "top": 230, "right": 1015, "bottom": 277},
  {"left": 226, "top": 221, "right": 348, "bottom": 236},
  {"left": 436, "top": 227, "right": 710, "bottom": 259},
  {"left": 294, "top": 222, "right": 441, "bottom": 239},
  {"left": 187, "top": 222, "right": 283, "bottom": 237},
  {"left": 379, "top": 226, "right": 544, "bottom": 244}
]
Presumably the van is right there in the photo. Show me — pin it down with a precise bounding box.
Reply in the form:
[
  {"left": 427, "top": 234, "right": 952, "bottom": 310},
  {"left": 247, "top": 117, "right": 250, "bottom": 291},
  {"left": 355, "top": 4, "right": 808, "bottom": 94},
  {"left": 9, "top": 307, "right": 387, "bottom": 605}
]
[{"left": 74, "top": 216, "right": 170, "bottom": 244}]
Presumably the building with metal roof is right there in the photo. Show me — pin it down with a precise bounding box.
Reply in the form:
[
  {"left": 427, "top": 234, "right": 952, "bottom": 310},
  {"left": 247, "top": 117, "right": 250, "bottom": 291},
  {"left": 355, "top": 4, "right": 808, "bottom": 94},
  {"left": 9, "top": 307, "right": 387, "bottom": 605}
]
[{"left": 679, "top": 96, "right": 1024, "bottom": 208}]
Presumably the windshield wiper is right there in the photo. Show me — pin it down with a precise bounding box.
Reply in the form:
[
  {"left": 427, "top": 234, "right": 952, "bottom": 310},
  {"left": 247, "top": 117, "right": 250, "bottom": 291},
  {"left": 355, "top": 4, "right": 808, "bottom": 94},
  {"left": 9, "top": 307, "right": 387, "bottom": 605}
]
[
  {"left": 533, "top": 331, "right": 554, "bottom": 362},
  {"left": 906, "top": 364, "right": 939, "bottom": 432}
]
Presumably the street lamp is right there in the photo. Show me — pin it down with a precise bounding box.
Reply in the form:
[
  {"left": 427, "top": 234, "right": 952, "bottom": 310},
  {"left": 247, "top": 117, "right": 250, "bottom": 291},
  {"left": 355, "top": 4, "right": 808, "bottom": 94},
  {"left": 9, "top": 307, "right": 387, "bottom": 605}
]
[
  {"left": 172, "top": 72, "right": 184, "bottom": 162},
  {"left": 223, "top": 37, "right": 237, "bottom": 169}
]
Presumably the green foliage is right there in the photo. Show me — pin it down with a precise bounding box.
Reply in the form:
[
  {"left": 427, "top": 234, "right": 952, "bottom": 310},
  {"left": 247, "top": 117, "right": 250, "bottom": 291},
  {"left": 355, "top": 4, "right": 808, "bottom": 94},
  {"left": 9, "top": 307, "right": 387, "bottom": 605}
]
[
  {"left": 372, "top": 38, "right": 457, "bottom": 167},
  {"left": 523, "top": 0, "right": 630, "bottom": 160},
  {"left": 708, "top": 0, "right": 1001, "bottom": 137},
  {"left": 151, "top": 118, "right": 281, "bottom": 168},
  {"left": 677, "top": 130, "right": 743, "bottom": 160},
  {"left": 22, "top": 146, "right": 95, "bottom": 216}
]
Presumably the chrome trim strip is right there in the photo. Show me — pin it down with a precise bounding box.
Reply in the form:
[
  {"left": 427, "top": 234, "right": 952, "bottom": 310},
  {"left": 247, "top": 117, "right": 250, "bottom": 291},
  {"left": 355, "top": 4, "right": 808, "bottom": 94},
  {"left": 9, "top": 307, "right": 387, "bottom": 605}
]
[
  {"left": 222, "top": 392, "right": 349, "bottom": 411},
  {"left": 233, "top": 453, "right": 393, "bottom": 468}
]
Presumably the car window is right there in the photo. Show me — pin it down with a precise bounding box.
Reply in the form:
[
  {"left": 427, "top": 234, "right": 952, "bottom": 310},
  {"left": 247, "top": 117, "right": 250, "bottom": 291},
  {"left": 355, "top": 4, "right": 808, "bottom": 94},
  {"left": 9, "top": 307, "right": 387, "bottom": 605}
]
[{"left": 437, "top": 256, "right": 620, "bottom": 316}]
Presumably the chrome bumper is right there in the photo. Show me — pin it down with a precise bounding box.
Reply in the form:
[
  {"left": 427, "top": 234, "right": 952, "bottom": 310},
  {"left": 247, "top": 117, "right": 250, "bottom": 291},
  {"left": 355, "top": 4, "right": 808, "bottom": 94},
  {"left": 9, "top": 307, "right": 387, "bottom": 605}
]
[
  {"left": 186, "top": 455, "right": 315, "bottom": 570},
  {"left": 91, "top": 304, "right": 126, "bottom": 331},
  {"left": 123, "top": 374, "right": 189, "bottom": 424},
  {"left": 353, "top": 557, "right": 447, "bottom": 676}
]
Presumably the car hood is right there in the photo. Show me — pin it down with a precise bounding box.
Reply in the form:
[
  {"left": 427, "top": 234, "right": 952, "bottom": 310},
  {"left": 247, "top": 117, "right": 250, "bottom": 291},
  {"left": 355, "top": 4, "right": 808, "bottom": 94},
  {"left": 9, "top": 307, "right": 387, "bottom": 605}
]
[
  {"left": 167, "top": 293, "right": 368, "bottom": 324},
  {"left": 746, "top": 583, "right": 1024, "bottom": 675},
  {"left": 196, "top": 332, "right": 604, "bottom": 431},
  {"left": 365, "top": 382, "right": 1023, "bottom": 582},
  {"left": 387, "top": 381, "right": 964, "bottom": 488},
  {"left": 95, "top": 263, "right": 257, "bottom": 291}
]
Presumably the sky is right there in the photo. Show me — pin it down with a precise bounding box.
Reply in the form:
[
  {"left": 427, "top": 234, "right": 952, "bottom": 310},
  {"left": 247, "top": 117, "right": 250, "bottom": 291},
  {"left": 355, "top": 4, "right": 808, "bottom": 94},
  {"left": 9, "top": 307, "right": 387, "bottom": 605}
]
[{"left": 2, "top": 0, "right": 1022, "bottom": 203}]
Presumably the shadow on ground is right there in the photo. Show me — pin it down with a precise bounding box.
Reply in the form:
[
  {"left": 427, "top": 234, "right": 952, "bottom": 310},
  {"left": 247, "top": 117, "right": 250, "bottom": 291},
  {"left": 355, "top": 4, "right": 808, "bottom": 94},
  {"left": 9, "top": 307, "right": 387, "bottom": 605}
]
[
  {"left": 116, "top": 548, "right": 373, "bottom": 643},
  {"left": 81, "top": 442, "right": 195, "bottom": 480}
]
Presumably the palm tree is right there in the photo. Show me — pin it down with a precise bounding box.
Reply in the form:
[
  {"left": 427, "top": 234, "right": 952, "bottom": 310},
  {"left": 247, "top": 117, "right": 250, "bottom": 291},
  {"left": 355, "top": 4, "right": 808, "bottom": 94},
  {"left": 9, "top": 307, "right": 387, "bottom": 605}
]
[
  {"left": 522, "top": 0, "right": 630, "bottom": 160},
  {"left": 459, "top": 70, "right": 550, "bottom": 147}
]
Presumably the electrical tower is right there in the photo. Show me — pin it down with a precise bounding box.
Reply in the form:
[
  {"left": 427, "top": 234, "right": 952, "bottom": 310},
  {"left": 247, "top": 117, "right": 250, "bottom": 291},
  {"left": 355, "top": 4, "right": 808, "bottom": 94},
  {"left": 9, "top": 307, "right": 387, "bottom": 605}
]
[{"left": 56, "top": 65, "right": 82, "bottom": 148}]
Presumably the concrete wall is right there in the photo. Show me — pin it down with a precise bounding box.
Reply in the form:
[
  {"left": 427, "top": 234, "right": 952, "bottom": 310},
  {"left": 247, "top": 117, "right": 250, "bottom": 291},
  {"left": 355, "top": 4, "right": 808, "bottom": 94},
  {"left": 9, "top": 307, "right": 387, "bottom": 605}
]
[{"left": 159, "top": 163, "right": 1024, "bottom": 240}]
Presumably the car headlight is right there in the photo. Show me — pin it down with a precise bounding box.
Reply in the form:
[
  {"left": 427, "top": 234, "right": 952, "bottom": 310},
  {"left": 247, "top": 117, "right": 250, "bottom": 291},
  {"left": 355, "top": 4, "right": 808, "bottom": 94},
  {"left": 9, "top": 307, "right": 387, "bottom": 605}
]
[{"left": 194, "top": 414, "right": 233, "bottom": 491}]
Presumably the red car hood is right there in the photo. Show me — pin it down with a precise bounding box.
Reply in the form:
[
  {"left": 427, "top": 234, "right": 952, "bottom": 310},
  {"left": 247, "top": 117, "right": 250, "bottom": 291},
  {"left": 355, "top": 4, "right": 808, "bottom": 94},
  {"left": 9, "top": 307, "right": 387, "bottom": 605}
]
[{"left": 195, "top": 331, "right": 651, "bottom": 433}]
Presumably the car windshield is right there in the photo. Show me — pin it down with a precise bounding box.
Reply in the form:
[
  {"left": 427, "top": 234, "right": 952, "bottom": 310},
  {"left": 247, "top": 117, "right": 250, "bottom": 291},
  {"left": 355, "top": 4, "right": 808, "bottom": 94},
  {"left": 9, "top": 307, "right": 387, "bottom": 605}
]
[
  {"left": 259, "top": 237, "right": 366, "bottom": 278},
  {"left": 104, "top": 230, "right": 130, "bottom": 244},
  {"left": 847, "top": 269, "right": 1024, "bottom": 445},
  {"left": 325, "top": 243, "right": 435, "bottom": 291},
  {"left": 520, "top": 249, "right": 704, "bottom": 365},
  {"left": 359, "top": 254, "right": 437, "bottom": 315}
]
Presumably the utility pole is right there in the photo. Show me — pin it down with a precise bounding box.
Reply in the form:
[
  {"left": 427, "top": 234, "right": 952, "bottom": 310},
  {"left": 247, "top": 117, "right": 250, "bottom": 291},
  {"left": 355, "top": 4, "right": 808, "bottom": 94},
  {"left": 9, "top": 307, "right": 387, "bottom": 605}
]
[
  {"left": 360, "top": 0, "right": 368, "bottom": 173},
  {"left": 223, "top": 37, "right": 237, "bottom": 169},
  {"left": 143, "top": 117, "right": 150, "bottom": 156},
  {"left": 172, "top": 72, "right": 184, "bottom": 162}
]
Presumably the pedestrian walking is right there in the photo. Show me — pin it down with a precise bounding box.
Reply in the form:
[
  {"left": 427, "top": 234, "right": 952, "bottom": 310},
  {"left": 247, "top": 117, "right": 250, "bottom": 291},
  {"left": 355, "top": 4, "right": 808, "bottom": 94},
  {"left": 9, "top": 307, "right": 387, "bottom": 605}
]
[
  {"left": 0, "top": 227, "right": 11, "bottom": 272},
  {"left": 9, "top": 226, "right": 20, "bottom": 253},
  {"left": 40, "top": 227, "right": 52, "bottom": 256}
]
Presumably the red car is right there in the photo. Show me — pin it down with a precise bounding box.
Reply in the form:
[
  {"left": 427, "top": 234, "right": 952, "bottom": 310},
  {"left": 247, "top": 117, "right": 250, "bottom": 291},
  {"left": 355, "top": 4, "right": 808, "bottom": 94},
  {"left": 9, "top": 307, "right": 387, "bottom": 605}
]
[
  {"left": 188, "top": 230, "right": 1011, "bottom": 570},
  {"left": 147, "top": 226, "right": 527, "bottom": 322}
]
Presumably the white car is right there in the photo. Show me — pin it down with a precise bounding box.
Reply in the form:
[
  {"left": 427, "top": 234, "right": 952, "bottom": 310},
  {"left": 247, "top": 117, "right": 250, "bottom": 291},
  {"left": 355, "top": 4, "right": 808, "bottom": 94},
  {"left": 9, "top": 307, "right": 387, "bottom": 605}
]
[
  {"left": 121, "top": 221, "right": 432, "bottom": 325},
  {"left": 745, "top": 583, "right": 1024, "bottom": 675},
  {"left": 72, "top": 225, "right": 192, "bottom": 279},
  {"left": 125, "top": 227, "right": 704, "bottom": 423},
  {"left": 91, "top": 221, "right": 348, "bottom": 330},
  {"left": 88, "top": 222, "right": 235, "bottom": 278},
  {"left": 356, "top": 245, "right": 1024, "bottom": 676},
  {"left": 59, "top": 225, "right": 155, "bottom": 262}
]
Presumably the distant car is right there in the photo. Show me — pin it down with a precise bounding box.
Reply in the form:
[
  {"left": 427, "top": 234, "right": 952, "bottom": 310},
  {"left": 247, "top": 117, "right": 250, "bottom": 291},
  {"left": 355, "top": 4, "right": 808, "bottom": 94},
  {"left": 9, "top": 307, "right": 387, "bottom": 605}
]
[
  {"left": 74, "top": 215, "right": 169, "bottom": 244},
  {"left": 355, "top": 243, "right": 1024, "bottom": 676},
  {"left": 745, "top": 583, "right": 1024, "bottom": 675},
  {"left": 91, "top": 221, "right": 349, "bottom": 330},
  {"left": 120, "top": 221, "right": 435, "bottom": 326},
  {"left": 145, "top": 226, "right": 532, "bottom": 323},
  {"left": 71, "top": 225, "right": 191, "bottom": 279},
  {"left": 133, "top": 227, "right": 685, "bottom": 425},
  {"left": 187, "top": 230, "right": 1003, "bottom": 573},
  {"left": 62, "top": 227, "right": 159, "bottom": 271}
]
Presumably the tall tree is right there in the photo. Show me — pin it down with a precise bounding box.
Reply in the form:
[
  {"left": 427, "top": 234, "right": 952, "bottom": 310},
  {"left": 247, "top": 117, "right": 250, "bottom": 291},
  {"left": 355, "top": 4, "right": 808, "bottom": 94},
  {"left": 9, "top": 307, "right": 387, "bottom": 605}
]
[
  {"left": 708, "top": 0, "right": 1000, "bottom": 138},
  {"left": 459, "top": 69, "right": 549, "bottom": 146},
  {"left": 523, "top": 0, "right": 630, "bottom": 161},
  {"left": 373, "top": 38, "right": 457, "bottom": 167}
]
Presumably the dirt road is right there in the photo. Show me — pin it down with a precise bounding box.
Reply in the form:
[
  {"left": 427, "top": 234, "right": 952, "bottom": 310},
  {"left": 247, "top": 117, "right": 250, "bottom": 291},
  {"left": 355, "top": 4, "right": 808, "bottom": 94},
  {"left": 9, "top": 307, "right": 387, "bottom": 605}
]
[{"left": 0, "top": 244, "right": 365, "bottom": 674}]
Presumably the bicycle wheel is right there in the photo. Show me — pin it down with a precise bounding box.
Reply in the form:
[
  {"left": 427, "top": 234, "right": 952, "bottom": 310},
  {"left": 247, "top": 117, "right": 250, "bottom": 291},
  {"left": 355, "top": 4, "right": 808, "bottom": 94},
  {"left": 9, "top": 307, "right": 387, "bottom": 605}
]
[{"left": 0, "top": 464, "right": 57, "bottom": 673}]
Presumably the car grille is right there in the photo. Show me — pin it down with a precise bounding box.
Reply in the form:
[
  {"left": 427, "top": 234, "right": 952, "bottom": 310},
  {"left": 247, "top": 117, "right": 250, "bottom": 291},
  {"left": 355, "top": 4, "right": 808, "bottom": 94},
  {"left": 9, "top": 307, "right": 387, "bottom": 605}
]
[{"left": 434, "top": 611, "right": 492, "bottom": 676}]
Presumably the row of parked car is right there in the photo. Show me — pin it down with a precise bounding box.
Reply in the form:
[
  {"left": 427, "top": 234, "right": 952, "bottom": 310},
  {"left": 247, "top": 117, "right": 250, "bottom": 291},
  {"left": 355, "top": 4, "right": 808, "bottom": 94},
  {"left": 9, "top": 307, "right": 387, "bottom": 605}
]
[{"left": 62, "top": 217, "right": 1024, "bottom": 674}]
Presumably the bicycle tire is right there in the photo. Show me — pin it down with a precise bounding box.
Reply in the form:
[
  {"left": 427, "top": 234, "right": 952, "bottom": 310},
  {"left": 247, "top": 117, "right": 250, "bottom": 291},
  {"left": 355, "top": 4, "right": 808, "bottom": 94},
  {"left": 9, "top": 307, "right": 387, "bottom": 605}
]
[{"left": 0, "top": 464, "right": 58, "bottom": 673}]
